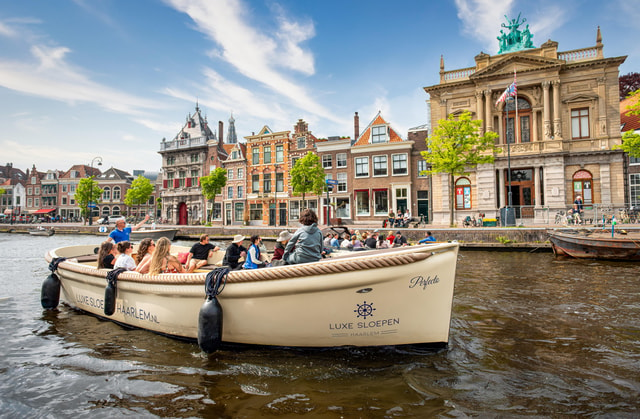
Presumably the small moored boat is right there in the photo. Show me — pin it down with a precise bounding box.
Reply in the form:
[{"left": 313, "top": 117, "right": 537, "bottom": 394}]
[
  {"left": 29, "top": 227, "right": 55, "bottom": 236},
  {"left": 129, "top": 228, "right": 179, "bottom": 241},
  {"left": 42, "top": 243, "right": 459, "bottom": 352},
  {"left": 549, "top": 230, "right": 640, "bottom": 261}
]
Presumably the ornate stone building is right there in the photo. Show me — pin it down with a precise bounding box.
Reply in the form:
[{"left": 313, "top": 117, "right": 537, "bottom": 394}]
[{"left": 424, "top": 23, "right": 627, "bottom": 225}]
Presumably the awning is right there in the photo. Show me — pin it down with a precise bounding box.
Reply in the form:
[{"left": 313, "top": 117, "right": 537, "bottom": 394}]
[{"left": 33, "top": 208, "right": 56, "bottom": 214}]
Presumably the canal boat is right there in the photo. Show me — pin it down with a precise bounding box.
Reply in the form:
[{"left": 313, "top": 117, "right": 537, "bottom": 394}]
[
  {"left": 29, "top": 226, "right": 55, "bottom": 236},
  {"left": 549, "top": 230, "right": 640, "bottom": 261},
  {"left": 129, "top": 228, "right": 179, "bottom": 241},
  {"left": 42, "top": 242, "right": 459, "bottom": 352}
]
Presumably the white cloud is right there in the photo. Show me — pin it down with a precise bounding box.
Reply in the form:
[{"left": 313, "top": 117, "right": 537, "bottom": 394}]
[{"left": 454, "top": 0, "right": 515, "bottom": 53}]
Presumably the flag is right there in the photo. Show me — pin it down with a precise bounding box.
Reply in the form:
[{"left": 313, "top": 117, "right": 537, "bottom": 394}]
[{"left": 495, "top": 69, "right": 517, "bottom": 106}]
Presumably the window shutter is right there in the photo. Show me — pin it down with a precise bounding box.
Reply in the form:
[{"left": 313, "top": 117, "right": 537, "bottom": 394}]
[
  {"left": 163, "top": 180, "right": 168, "bottom": 188},
  {"left": 186, "top": 178, "right": 192, "bottom": 187}
]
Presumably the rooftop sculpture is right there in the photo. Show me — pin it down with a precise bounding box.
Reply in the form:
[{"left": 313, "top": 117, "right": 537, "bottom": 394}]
[{"left": 497, "top": 13, "right": 534, "bottom": 54}]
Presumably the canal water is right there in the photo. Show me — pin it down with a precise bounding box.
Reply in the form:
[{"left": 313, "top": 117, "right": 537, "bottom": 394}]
[{"left": 0, "top": 233, "right": 638, "bottom": 417}]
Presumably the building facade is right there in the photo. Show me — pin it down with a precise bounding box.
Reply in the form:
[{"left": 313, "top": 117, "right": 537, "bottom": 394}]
[{"left": 424, "top": 24, "right": 626, "bottom": 224}]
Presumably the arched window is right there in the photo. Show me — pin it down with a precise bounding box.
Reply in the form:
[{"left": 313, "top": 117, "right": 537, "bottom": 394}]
[
  {"left": 101, "top": 206, "right": 109, "bottom": 216},
  {"left": 572, "top": 170, "right": 593, "bottom": 205},
  {"left": 102, "top": 187, "right": 111, "bottom": 201},
  {"left": 455, "top": 177, "right": 472, "bottom": 210},
  {"left": 504, "top": 97, "right": 532, "bottom": 143},
  {"left": 113, "top": 186, "right": 121, "bottom": 201},
  {"left": 112, "top": 206, "right": 121, "bottom": 216}
]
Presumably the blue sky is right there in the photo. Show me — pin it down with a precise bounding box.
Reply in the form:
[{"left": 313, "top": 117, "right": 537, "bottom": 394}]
[{"left": 1, "top": 0, "right": 638, "bottom": 174}]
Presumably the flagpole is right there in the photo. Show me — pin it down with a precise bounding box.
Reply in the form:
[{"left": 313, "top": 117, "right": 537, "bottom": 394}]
[{"left": 507, "top": 97, "right": 512, "bottom": 208}]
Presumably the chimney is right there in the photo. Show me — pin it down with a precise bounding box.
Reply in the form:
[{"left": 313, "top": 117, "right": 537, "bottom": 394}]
[
  {"left": 218, "top": 121, "right": 224, "bottom": 144},
  {"left": 354, "top": 112, "right": 360, "bottom": 140}
]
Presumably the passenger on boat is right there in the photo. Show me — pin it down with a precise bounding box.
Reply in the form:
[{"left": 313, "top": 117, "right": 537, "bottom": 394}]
[
  {"left": 114, "top": 241, "right": 136, "bottom": 271},
  {"left": 340, "top": 233, "right": 352, "bottom": 249},
  {"left": 106, "top": 214, "right": 150, "bottom": 243},
  {"left": 134, "top": 238, "right": 155, "bottom": 274},
  {"left": 244, "top": 235, "right": 267, "bottom": 269},
  {"left": 393, "top": 231, "right": 408, "bottom": 247},
  {"left": 223, "top": 235, "right": 247, "bottom": 270},
  {"left": 186, "top": 234, "right": 220, "bottom": 273},
  {"left": 377, "top": 234, "right": 389, "bottom": 249},
  {"left": 387, "top": 231, "right": 396, "bottom": 245},
  {"left": 323, "top": 233, "right": 333, "bottom": 248},
  {"left": 418, "top": 231, "right": 437, "bottom": 244},
  {"left": 149, "top": 237, "right": 185, "bottom": 275},
  {"left": 330, "top": 233, "right": 340, "bottom": 248},
  {"left": 97, "top": 241, "right": 117, "bottom": 269},
  {"left": 272, "top": 230, "right": 292, "bottom": 266},
  {"left": 350, "top": 235, "right": 363, "bottom": 249},
  {"left": 283, "top": 209, "right": 323, "bottom": 265},
  {"left": 364, "top": 231, "right": 378, "bottom": 249}
]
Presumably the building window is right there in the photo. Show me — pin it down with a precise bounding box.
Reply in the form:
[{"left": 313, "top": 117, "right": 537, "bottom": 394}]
[
  {"left": 264, "top": 146, "right": 272, "bottom": 164},
  {"left": 252, "top": 147, "right": 260, "bottom": 165},
  {"left": 35, "top": 198, "right": 39, "bottom": 207},
  {"left": 276, "top": 145, "right": 284, "bottom": 163},
  {"left": 35, "top": 187, "right": 40, "bottom": 195},
  {"left": 290, "top": 200, "right": 300, "bottom": 220},
  {"left": 373, "top": 155, "right": 387, "bottom": 176},
  {"left": 392, "top": 154, "right": 408, "bottom": 175},
  {"left": 373, "top": 189, "right": 389, "bottom": 215},
  {"left": 227, "top": 186, "right": 233, "bottom": 199},
  {"left": 191, "top": 153, "right": 199, "bottom": 163},
  {"left": 355, "top": 190, "right": 370, "bottom": 215},
  {"left": 252, "top": 174, "right": 260, "bottom": 193},
  {"left": 571, "top": 108, "right": 590, "bottom": 139},
  {"left": 336, "top": 153, "right": 347, "bottom": 168},
  {"left": 322, "top": 154, "right": 332, "bottom": 169},
  {"left": 250, "top": 203, "right": 262, "bottom": 221},
  {"left": 237, "top": 186, "right": 244, "bottom": 199},
  {"left": 234, "top": 203, "right": 244, "bottom": 222},
  {"left": 27, "top": 187, "right": 32, "bottom": 195},
  {"left": 227, "top": 169, "right": 234, "bottom": 180},
  {"left": 417, "top": 160, "right": 427, "bottom": 177},
  {"left": 337, "top": 172, "right": 347, "bottom": 193},
  {"left": 167, "top": 156, "right": 176, "bottom": 165},
  {"left": 27, "top": 198, "right": 33, "bottom": 207},
  {"left": 336, "top": 197, "right": 350, "bottom": 218},
  {"left": 213, "top": 203, "right": 222, "bottom": 220},
  {"left": 297, "top": 137, "right": 305, "bottom": 149},
  {"left": 455, "top": 177, "right": 472, "bottom": 210},
  {"left": 263, "top": 173, "right": 271, "bottom": 193},
  {"left": 31, "top": 176, "right": 37, "bottom": 185},
  {"left": 573, "top": 170, "right": 593, "bottom": 205},
  {"left": 103, "top": 187, "right": 111, "bottom": 201},
  {"left": 630, "top": 174, "right": 640, "bottom": 207},
  {"left": 355, "top": 157, "right": 369, "bottom": 177},
  {"left": 504, "top": 98, "right": 532, "bottom": 143},
  {"left": 238, "top": 168, "right": 244, "bottom": 179},
  {"left": 276, "top": 173, "right": 284, "bottom": 193},
  {"left": 630, "top": 156, "right": 640, "bottom": 165},
  {"left": 191, "top": 170, "right": 199, "bottom": 186},
  {"left": 113, "top": 187, "right": 121, "bottom": 201},
  {"left": 372, "top": 125, "right": 387, "bottom": 143}
]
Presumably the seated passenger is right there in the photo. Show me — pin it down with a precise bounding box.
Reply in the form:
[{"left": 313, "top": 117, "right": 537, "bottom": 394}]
[
  {"left": 283, "top": 209, "right": 323, "bottom": 265},
  {"left": 186, "top": 234, "right": 220, "bottom": 273},
  {"left": 223, "top": 235, "right": 247, "bottom": 270},
  {"left": 135, "top": 238, "right": 155, "bottom": 274},
  {"left": 114, "top": 241, "right": 136, "bottom": 271},
  {"left": 97, "top": 241, "right": 117, "bottom": 269},
  {"left": 148, "top": 237, "right": 185, "bottom": 275},
  {"left": 271, "top": 230, "right": 292, "bottom": 266},
  {"left": 244, "top": 235, "right": 267, "bottom": 269}
]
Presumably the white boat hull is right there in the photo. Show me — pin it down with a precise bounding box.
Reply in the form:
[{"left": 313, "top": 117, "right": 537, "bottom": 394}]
[{"left": 45, "top": 243, "right": 459, "bottom": 348}]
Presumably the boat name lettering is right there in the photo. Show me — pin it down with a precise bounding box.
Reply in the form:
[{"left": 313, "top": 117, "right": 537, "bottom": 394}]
[
  {"left": 76, "top": 294, "right": 104, "bottom": 310},
  {"left": 408, "top": 275, "right": 440, "bottom": 290},
  {"left": 116, "top": 304, "right": 160, "bottom": 324},
  {"left": 329, "top": 318, "right": 399, "bottom": 330}
]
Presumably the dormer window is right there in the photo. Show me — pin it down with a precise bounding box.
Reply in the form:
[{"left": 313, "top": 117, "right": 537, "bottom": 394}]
[
  {"left": 372, "top": 125, "right": 387, "bottom": 143},
  {"left": 297, "top": 137, "right": 305, "bottom": 149}
]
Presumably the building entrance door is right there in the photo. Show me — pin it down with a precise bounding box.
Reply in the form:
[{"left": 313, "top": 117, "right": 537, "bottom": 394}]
[{"left": 178, "top": 202, "right": 188, "bottom": 225}]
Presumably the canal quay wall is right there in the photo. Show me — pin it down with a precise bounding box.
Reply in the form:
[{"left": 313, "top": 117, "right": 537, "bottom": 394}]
[{"left": 6, "top": 223, "right": 636, "bottom": 251}]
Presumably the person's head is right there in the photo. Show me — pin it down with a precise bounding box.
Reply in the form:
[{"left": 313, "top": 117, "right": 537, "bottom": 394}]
[
  {"left": 97, "top": 241, "right": 115, "bottom": 269},
  {"left": 115, "top": 219, "right": 126, "bottom": 230},
  {"left": 277, "top": 230, "right": 292, "bottom": 244},
  {"left": 199, "top": 234, "right": 209, "bottom": 244},
  {"left": 232, "top": 235, "right": 245, "bottom": 246},
  {"left": 396, "top": 231, "right": 402, "bottom": 236},
  {"left": 378, "top": 234, "right": 386, "bottom": 242},
  {"left": 250, "top": 234, "right": 261, "bottom": 245},
  {"left": 298, "top": 208, "right": 318, "bottom": 226},
  {"left": 136, "top": 238, "right": 155, "bottom": 263},
  {"left": 117, "top": 241, "right": 132, "bottom": 254},
  {"left": 426, "top": 231, "right": 432, "bottom": 237}
]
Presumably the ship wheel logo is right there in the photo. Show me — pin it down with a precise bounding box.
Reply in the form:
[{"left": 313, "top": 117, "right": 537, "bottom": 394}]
[{"left": 354, "top": 301, "right": 376, "bottom": 319}]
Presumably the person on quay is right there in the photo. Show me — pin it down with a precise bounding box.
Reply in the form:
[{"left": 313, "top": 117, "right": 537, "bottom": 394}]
[
  {"left": 107, "top": 214, "right": 150, "bottom": 244},
  {"left": 148, "top": 237, "right": 185, "bottom": 275},
  {"left": 418, "top": 231, "right": 437, "bottom": 244},
  {"left": 272, "top": 230, "right": 292, "bottom": 265},
  {"left": 223, "top": 235, "right": 247, "bottom": 270},
  {"left": 135, "top": 238, "right": 155, "bottom": 274},
  {"left": 114, "top": 241, "right": 136, "bottom": 271},
  {"left": 185, "top": 234, "right": 220, "bottom": 273},
  {"left": 243, "top": 235, "right": 267, "bottom": 269},
  {"left": 97, "top": 241, "right": 118, "bottom": 269},
  {"left": 283, "top": 208, "right": 323, "bottom": 265}
]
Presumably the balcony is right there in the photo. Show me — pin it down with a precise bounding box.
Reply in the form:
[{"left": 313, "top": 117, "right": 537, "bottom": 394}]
[{"left": 160, "top": 136, "right": 208, "bottom": 151}]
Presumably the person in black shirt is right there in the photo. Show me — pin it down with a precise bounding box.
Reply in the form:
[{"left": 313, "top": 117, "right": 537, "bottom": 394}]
[
  {"left": 364, "top": 231, "right": 378, "bottom": 249},
  {"left": 223, "top": 235, "right": 247, "bottom": 270},
  {"left": 186, "top": 234, "right": 220, "bottom": 273}
]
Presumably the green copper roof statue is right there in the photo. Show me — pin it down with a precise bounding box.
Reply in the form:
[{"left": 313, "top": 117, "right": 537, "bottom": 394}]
[{"left": 497, "top": 13, "right": 534, "bottom": 54}]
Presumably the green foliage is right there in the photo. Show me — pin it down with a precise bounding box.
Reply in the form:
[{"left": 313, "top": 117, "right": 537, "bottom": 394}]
[
  {"left": 200, "top": 167, "right": 227, "bottom": 222},
  {"left": 75, "top": 177, "right": 103, "bottom": 220},
  {"left": 496, "top": 236, "right": 512, "bottom": 244},
  {"left": 614, "top": 92, "right": 640, "bottom": 158},
  {"left": 420, "top": 111, "right": 499, "bottom": 226},
  {"left": 124, "top": 176, "right": 154, "bottom": 207},
  {"left": 290, "top": 152, "right": 326, "bottom": 206}
]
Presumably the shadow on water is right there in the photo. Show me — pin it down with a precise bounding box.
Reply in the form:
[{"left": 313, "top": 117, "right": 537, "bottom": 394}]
[{"left": 1, "top": 234, "right": 639, "bottom": 417}]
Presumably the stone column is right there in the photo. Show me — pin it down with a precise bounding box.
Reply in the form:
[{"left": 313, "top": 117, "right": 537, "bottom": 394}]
[
  {"left": 476, "top": 90, "right": 485, "bottom": 134},
  {"left": 597, "top": 77, "right": 607, "bottom": 137},
  {"left": 498, "top": 169, "right": 505, "bottom": 208},
  {"left": 552, "top": 80, "right": 562, "bottom": 140},
  {"left": 534, "top": 166, "right": 541, "bottom": 208},
  {"left": 542, "top": 81, "right": 551, "bottom": 140},
  {"left": 484, "top": 89, "right": 493, "bottom": 132},
  {"left": 532, "top": 110, "right": 539, "bottom": 142}
]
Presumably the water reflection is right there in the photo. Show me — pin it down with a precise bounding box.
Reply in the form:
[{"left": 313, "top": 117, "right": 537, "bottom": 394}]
[{"left": 0, "top": 234, "right": 638, "bottom": 417}]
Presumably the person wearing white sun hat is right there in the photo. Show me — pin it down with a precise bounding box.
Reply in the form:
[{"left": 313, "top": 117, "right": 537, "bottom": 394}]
[{"left": 222, "top": 234, "right": 247, "bottom": 270}]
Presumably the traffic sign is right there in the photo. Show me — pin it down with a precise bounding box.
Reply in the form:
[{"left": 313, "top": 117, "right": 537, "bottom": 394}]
[{"left": 326, "top": 179, "right": 338, "bottom": 185}]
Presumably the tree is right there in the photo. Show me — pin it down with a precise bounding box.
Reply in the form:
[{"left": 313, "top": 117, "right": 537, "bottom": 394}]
[
  {"left": 124, "top": 175, "right": 154, "bottom": 220},
  {"left": 619, "top": 72, "right": 640, "bottom": 100},
  {"left": 75, "top": 177, "right": 103, "bottom": 223},
  {"left": 290, "top": 151, "right": 325, "bottom": 208},
  {"left": 200, "top": 168, "right": 227, "bottom": 223},
  {"left": 420, "top": 111, "right": 499, "bottom": 227},
  {"left": 614, "top": 89, "right": 640, "bottom": 158}
]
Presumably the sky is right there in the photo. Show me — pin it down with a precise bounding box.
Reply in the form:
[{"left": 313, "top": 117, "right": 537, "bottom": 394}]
[{"left": 1, "top": 0, "right": 639, "bottom": 175}]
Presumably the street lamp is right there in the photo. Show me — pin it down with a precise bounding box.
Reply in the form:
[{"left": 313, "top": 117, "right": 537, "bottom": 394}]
[
  {"left": 274, "top": 165, "right": 279, "bottom": 226},
  {"left": 88, "top": 156, "right": 102, "bottom": 226}
]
